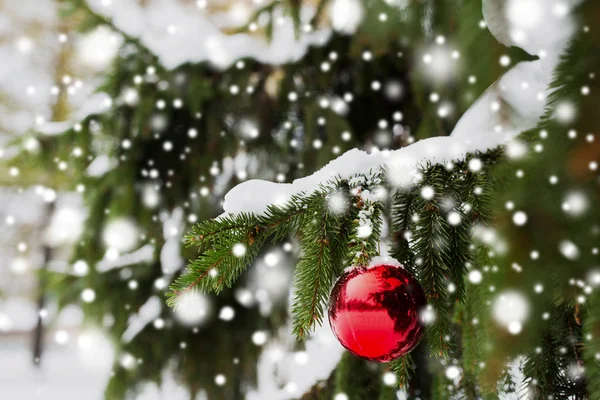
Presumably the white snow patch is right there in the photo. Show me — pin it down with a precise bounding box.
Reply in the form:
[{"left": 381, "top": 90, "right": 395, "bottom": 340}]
[
  {"left": 367, "top": 255, "right": 403, "bottom": 269},
  {"left": 492, "top": 290, "right": 530, "bottom": 330},
  {"left": 121, "top": 296, "right": 162, "bottom": 343},
  {"left": 75, "top": 26, "right": 123, "bottom": 71},
  {"left": 0, "top": 297, "right": 37, "bottom": 332},
  {"left": 37, "top": 92, "right": 112, "bottom": 135},
  {"left": 86, "top": 154, "right": 117, "bottom": 177},
  {"left": 85, "top": 0, "right": 331, "bottom": 70},
  {"left": 160, "top": 208, "right": 185, "bottom": 274},
  {"left": 484, "top": 0, "right": 579, "bottom": 71},
  {"left": 96, "top": 244, "right": 154, "bottom": 272},
  {"left": 559, "top": 240, "right": 580, "bottom": 260},
  {"left": 247, "top": 323, "right": 344, "bottom": 400},
  {"left": 330, "top": 0, "right": 364, "bottom": 34},
  {"left": 160, "top": 238, "right": 184, "bottom": 274},
  {"left": 102, "top": 217, "right": 140, "bottom": 253},
  {"left": 173, "top": 291, "right": 212, "bottom": 327}
]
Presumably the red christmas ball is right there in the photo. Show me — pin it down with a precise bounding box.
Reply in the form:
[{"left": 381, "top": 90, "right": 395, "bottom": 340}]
[{"left": 328, "top": 263, "right": 426, "bottom": 362}]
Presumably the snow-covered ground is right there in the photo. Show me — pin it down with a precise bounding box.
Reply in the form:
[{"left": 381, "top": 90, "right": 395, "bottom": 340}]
[
  {"left": 0, "top": 338, "right": 110, "bottom": 400},
  {"left": 0, "top": 324, "right": 343, "bottom": 400}
]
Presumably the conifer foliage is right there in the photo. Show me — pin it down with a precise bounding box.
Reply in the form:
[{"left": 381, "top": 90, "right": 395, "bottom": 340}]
[
  {"left": 4, "top": 0, "right": 599, "bottom": 398},
  {"left": 170, "top": 149, "right": 506, "bottom": 393}
]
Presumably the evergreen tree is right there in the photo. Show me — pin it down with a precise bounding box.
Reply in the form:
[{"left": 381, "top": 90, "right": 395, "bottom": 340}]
[{"left": 4, "top": 0, "right": 599, "bottom": 399}]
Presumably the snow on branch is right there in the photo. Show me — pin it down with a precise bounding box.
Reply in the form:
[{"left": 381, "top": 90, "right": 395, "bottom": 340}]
[
  {"left": 221, "top": 0, "right": 577, "bottom": 217},
  {"left": 37, "top": 92, "right": 113, "bottom": 135},
  {"left": 86, "top": 0, "right": 332, "bottom": 70}
]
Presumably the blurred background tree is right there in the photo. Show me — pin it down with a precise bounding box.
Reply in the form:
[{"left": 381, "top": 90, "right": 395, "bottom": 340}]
[{"left": 0, "top": 0, "right": 598, "bottom": 399}]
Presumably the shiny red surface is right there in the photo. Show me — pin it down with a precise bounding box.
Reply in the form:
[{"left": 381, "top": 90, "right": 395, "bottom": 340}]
[{"left": 328, "top": 264, "right": 426, "bottom": 362}]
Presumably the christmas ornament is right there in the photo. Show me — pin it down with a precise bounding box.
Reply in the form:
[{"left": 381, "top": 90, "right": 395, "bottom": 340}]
[{"left": 328, "top": 263, "right": 426, "bottom": 362}]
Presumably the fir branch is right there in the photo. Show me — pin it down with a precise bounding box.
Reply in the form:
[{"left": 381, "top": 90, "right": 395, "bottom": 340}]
[
  {"left": 462, "top": 164, "right": 496, "bottom": 225},
  {"left": 521, "top": 331, "right": 559, "bottom": 398},
  {"left": 444, "top": 208, "right": 471, "bottom": 303},
  {"left": 185, "top": 212, "right": 260, "bottom": 248},
  {"left": 412, "top": 191, "right": 453, "bottom": 358},
  {"left": 347, "top": 172, "right": 385, "bottom": 266},
  {"left": 169, "top": 197, "right": 312, "bottom": 306},
  {"left": 389, "top": 354, "right": 415, "bottom": 389},
  {"left": 171, "top": 179, "right": 349, "bottom": 309},
  {"left": 332, "top": 352, "right": 382, "bottom": 400},
  {"left": 390, "top": 189, "right": 416, "bottom": 271},
  {"left": 329, "top": 187, "right": 355, "bottom": 275},
  {"left": 167, "top": 186, "right": 333, "bottom": 306},
  {"left": 185, "top": 194, "right": 307, "bottom": 249},
  {"left": 167, "top": 234, "right": 265, "bottom": 306},
  {"left": 432, "top": 370, "right": 451, "bottom": 399},
  {"left": 454, "top": 282, "right": 487, "bottom": 399},
  {"left": 291, "top": 198, "right": 340, "bottom": 339},
  {"left": 522, "top": 304, "right": 586, "bottom": 399},
  {"left": 350, "top": 200, "right": 384, "bottom": 266},
  {"left": 259, "top": 198, "right": 311, "bottom": 242},
  {"left": 584, "top": 292, "right": 600, "bottom": 399}
]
